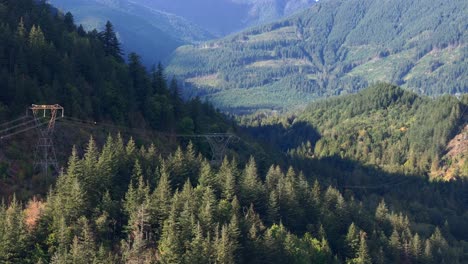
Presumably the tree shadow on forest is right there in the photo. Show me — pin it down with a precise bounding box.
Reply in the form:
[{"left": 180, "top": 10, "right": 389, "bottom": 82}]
[
  {"left": 240, "top": 121, "right": 321, "bottom": 153},
  {"left": 239, "top": 121, "right": 468, "bottom": 241},
  {"left": 290, "top": 154, "right": 468, "bottom": 241}
]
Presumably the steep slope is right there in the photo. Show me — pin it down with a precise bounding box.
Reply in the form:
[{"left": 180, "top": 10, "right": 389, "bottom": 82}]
[
  {"left": 167, "top": 0, "right": 467, "bottom": 112},
  {"left": 0, "top": 0, "right": 235, "bottom": 197},
  {"left": 48, "top": 0, "right": 214, "bottom": 65},
  {"left": 250, "top": 83, "right": 467, "bottom": 178}
]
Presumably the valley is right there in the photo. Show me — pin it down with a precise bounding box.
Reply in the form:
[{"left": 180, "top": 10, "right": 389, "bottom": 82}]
[
  {"left": 0, "top": 0, "right": 466, "bottom": 263},
  {"left": 167, "top": 0, "right": 467, "bottom": 112}
]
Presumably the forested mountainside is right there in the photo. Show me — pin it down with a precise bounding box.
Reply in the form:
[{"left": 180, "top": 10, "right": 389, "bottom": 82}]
[
  {"left": 48, "top": 0, "right": 214, "bottom": 66},
  {"left": 240, "top": 84, "right": 468, "bottom": 179},
  {"left": 1, "top": 135, "right": 467, "bottom": 263},
  {"left": 0, "top": 0, "right": 467, "bottom": 263},
  {"left": 168, "top": 0, "right": 467, "bottom": 112},
  {"left": 0, "top": 0, "right": 228, "bottom": 133}
]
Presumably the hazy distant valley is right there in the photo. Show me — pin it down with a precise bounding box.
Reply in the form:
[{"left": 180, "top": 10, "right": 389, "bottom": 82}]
[{"left": 48, "top": 0, "right": 317, "bottom": 65}]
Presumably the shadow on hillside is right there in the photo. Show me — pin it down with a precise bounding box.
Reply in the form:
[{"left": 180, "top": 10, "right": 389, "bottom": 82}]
[
  {"left": 240, "top": 121, "right": 321, "bottom": 152},
  {"left": 290, "top": 154, "right": 468, "bottom": 240}
]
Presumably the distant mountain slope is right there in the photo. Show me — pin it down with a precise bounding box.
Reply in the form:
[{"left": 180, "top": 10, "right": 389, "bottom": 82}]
[
  {"left": 167, "top": 0, "right": 467, "bottom": 112},
  {"left": 48, "top": 0, "right": 214, "bottom": 65},
  {"left": 48, "top": 0, "right": 316, "bottom": 66},
  {"left": 135, "top": 0, "right": 318, "bottom": 36}
]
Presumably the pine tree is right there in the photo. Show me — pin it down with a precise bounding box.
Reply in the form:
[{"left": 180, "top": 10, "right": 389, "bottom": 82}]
[
  {"left": 411, "top": 233, "right": 422, "bottom": 261},
  {"left": 199, "top": 186, "right": 216, "bottom": 233},
  {"left": 123, "top": 160, "right": 150, "bottom": 230},
  {"left": 29, "top": 25, "right": 46, "bottom": 47},
  {"left": 267, "top": 190, "right": 280, "bottom": 224},
  {"left": 97, "top": 134, "right": 117, "bottom": 189},
  {"left": 219, "top": 158, "right": 236, "bottom": 200},
  {"left": 265, "top": 165, "right": 280, "bottom": 192},
  {"left": 82, "top": 136, "right": 99, "bottom": 200},
  {"left": 0, "top": 196, "right": 28, "bottom": 263},
  {"left": 375, "top": 199, "right": 388, "bottom": 222},
  {"left": 240, "top": 157, "right": 265, "bottom": 212},
  {"left": 346, "top": 222, "right": 360, "bottom": 258},
  {"left": 198, "top": 159, "right": 217, "bottom": 190},
  {"left": 355, "top": 231, "right": 372, "bottom": 264},
  {"left": 423, "top": 239, "right": 433, "bottom": 263},
  {"left": 170, "top": 77, "right": 183, "bottom": 120},
  {"left": 389, "top": 230, "right": 401, "bottom": 262},
  {"left": 99, "top": 21, "right": 122, "bottom": 59},
  {"left": 216, "top": 225, "right": 236, "bottom": 264},
  {"left": 158, "top": 202, "right": 183, "bottom": 264},
  {"left": 149, "top": 162, "right": 172, "bottom": 236},
  {"left": 17, "top": 17, "right": 26, "bottom": 38},
  {"left": 68, "top": 217, "right": 97, "bottom": 264},
  {"left": 184, "top": 223, "right": 208, "bottom": 264},
  {"left": 121, "top": 204, "right": 151, "bottom": 263},
  {"left": 311, "top": 179, "right": 321, "bottom": 205},
  {"left": 50, "top": 149, "right": 86, "bottom": 226}
]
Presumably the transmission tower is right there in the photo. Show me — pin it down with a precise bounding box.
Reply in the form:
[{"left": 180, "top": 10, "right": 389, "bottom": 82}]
[
  {"left": 201, "top": 134, "right": 239, "bottom": 166},
  {"left": 29, "top": 104, "right": 64, "bottom": 178}
]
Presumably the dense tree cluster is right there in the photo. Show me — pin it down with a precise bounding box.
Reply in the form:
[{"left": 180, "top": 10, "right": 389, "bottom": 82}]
[
  {"left": 241, "top": 84, "right": 468, "bottom": 178},
  {"left": 0, "top": 136, "right": 465, "bottom": 263}
]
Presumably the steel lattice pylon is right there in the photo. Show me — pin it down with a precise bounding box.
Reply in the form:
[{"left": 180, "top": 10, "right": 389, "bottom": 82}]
[
  {"left": 29, "top": 104, "right": 64, "bottom": 178},
  {"left": 202, "top": 134, "right": 239, "bottom": 166}
]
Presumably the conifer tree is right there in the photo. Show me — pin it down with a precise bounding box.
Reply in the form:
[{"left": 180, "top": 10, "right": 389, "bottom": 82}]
[
  {"left": 240, "top": 157, "right": 265, "bottom": 212},
  {"left": 219, "top": 158, "right": 236, "bottom": 200},
  {"left": 29, "top": 25, "right": 45, "bottom": 47},
  {"left": 216, "top": 225, "right": 236, "bottom": 264},
  {"left": 68, "top": 217, "right": 97, "bottom": 264},
  {"left": 121, "top": 204, "right": 151, "bottom": 263},
  {"left": 411, "top": 233, "right": 422, "bottom": 261},
  {"left": 149, "top": 162, "right": 172, "bottom": 236},
  {"left": 158, "top": 202, "right": 183, "bottom": 264},
  {"left": 267, "top": 190, "right": 280, "bottom": 224},
  {"left": 184, "top": 223, "right": 208, "bottom": 264},
  {"left": 389, "top": 230, "right": 401, "bottom": 262},
  {"left": 375, "top": 199, "right": 388, "bottom": 222},
  {"left": 99, "top": 21, "right": 122, "bottom": 59},
  {"left": 198, "top": 159, "right": 217, "bottom": 190},
  {"left": 124, "top": 160, "right": 150, "bottom": 230},
  {"left": 346, "top": 222, "right": 360, "bottom": 258},
  {"left": 355, "top": 232, "right": 371, "bottom": 264},
  {"left": 0, "top": 196, "right": 28, "bottom": 263},
  {"left": 17, "top": 17, "right": 26, "bottom": 38},
  {"left": 199, "top": 186, "right": 216, "bottom": 233}
]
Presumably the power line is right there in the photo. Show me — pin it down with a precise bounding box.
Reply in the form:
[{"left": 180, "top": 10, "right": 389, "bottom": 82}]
[
  {"left": 0, "top": 115, "right": 29, "bottom": 128},
  {"left": 0, "top": 118, "right": 36, "bottom": 135},
  {"left": 60, "top": 116, "right": 239, "bottom": 166}
]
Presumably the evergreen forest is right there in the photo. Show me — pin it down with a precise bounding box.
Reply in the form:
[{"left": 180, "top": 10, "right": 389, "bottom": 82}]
[
  {"left": 0, "top": 0, "right": 467, "bottom": 264},
  {"left": 168, "top": 0, "right": 467, "bottom": 112}
]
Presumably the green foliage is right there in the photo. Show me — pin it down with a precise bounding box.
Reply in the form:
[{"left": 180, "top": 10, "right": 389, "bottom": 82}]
[
  {"left": 0, "top": 0, "right": 229, "bottom": 136},
  {"left": 292, "top": 84, "right": 465, "bottom": 175},
  {"left": 0, "top": 133, "right": 466, "bottom": 263},
  {"left": 167, "top": 0, "right": 467, "bottom": 111}
]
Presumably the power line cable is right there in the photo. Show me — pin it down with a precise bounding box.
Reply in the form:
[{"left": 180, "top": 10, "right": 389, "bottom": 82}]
[{"left": 0, "top": 116, "right": 29, "bottom": 128}]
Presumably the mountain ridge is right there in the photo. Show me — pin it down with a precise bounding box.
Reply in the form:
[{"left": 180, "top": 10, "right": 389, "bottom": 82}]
[
  {"left": 167, "top": 0, "right": 467, "bottom": 112},
  {"left": 48, "top": 0, "right": 317, "bottom": 66}
]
